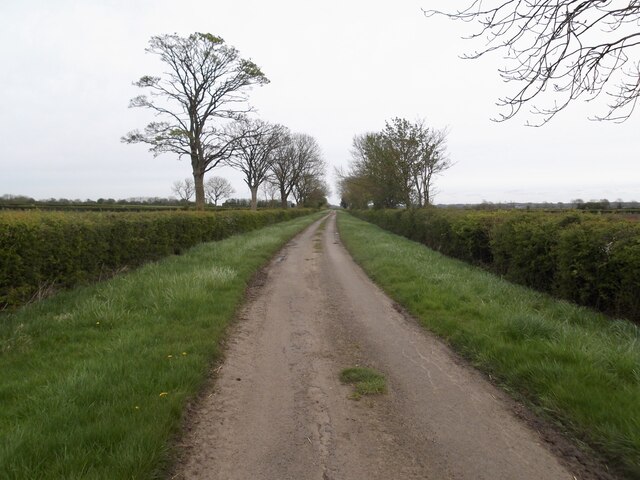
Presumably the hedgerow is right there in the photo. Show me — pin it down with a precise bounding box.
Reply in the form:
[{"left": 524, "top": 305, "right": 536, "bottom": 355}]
[
  {"left": 0, "top": 209, "right": 313, "bottom": 309},
  {"left": 350, "top": 209, "right": 640, "bottom": 321}
]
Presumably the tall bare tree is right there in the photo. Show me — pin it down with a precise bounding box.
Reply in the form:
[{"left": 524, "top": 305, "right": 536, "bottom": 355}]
[
  {"left": 204, "top": 176, "right": 235, "bottom": 206},
  {"left": 172, "top": 178, "right": 195, "bottom": 202},
  {"left": 270, "top": 133, "right": 323, "bottom": 208},
  {"left": 261, "top": 178, "right": 279, "bottom": 207},
  {"left": 426, "top": 1, "right": 640, "bottom": 124},
  {"left": 225, "top": 118, "right": 286, "bottom": 210},
  {"left": 122, "top": 33, "right": 269, "bottom": 209}
]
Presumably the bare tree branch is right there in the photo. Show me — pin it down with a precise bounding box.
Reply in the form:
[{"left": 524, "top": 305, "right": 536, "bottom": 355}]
[
  {"left": 425, "top": 1, "right": 640, "bottom": 124},
  {"left": 172, "top": 178, "right": 195, "bottom": 202},
  {"left": 225, "top": 118, "right": 286, "bottom": 210},
  {"left": 270, "top": 133, "right": 324, "bottom": 208},
  {"left": 204, "top": 176, "right": 235, "bottom": 206}
]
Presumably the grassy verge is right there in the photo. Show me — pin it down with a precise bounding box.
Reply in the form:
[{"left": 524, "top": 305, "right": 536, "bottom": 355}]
[
  {"left": 0, "top": 212, "right": 323, "bottom": 479},
  {"left": 337, "top": 212, "right": 640, "bottom": 478}
]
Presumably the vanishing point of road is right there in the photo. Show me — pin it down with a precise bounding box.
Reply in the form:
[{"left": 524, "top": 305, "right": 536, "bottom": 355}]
[{"left": 174, "top": 212, "right": 576, "bottom": 480}]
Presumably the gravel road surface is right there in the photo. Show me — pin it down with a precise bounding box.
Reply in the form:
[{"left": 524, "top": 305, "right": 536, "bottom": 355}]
[{"left": 174, "top": 212, "right": 576, "bottom": 479}]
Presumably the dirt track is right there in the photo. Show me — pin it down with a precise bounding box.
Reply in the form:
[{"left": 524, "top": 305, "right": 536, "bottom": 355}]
[{"left": 174, "top": 212, "right": 577, "bottom": 479}]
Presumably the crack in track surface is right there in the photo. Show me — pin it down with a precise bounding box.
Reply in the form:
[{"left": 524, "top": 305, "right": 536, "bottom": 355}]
[{"left": 173, "top": 212, "right": 578, "bottom": 480}]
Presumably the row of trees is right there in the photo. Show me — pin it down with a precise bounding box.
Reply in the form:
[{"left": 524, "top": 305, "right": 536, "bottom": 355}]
[
  {"left": 225, "top": 119, "right": 327, "bottom": 209},
  {"left": 338, "top": 118, "right": 450, "bottom": 209},
  {"left": 170, "top": 124, "right": 328, "bottom": 209},
  {"left": 122, "top": 32, "right": 327, "bottom": 210}
]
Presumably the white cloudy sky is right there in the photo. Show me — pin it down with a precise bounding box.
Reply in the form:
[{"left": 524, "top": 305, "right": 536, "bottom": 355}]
[{"left": 1, "top": 0, "right": 638, "bottom": 204}]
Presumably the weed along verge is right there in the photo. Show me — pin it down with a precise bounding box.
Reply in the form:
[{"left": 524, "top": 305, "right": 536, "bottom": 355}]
[
  {"left": 0, "top": 212, "right": 324, "bottom": 479},
  {"left": 337, "top": 211, "right": 640, "bottom": 478},
  {"left": 340, "top": 367, "right": 386, "bottom": 399}
]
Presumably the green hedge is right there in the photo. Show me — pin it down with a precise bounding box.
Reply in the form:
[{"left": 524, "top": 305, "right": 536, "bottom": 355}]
[
  {"left": 350, "top": 209, "right": 640, "bottom": 321},
  {"left": 0, "top": 209, "right": 313, "bottom": 309}
]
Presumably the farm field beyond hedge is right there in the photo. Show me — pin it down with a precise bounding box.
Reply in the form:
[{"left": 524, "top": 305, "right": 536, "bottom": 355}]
[
  {"left": 337, "top": 212, "right": 640, "bottom": 478},
  {"left": 0, "top": 212, "right": 323, "bottom": 479}
]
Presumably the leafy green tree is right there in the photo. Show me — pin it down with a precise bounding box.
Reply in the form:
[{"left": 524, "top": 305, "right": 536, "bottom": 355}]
[
  {"left": 336, "top": 167, "right": 373, "bottom": 209},
  {"left": 345, "top": 119, "right": 450, "bottom": 209},
  {"left": 122, "top": 33, "right": 269, "bottom": 209},
  {"left": 413, "top": 125, "right": 450, "bottom": 207},
  {"left": 381, "top": 118, "right": 425, "bottom": 207},
  {"left": 350, "top": 133, "right": 405, "bottom": 208}
]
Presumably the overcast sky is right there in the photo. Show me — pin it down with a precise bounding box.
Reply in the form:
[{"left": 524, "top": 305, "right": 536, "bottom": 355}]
[{"left": 1, "top": 0, "right": 638, "bottom": 204}]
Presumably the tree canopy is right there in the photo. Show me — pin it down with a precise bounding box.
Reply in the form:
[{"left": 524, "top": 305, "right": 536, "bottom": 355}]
[
  {"left": 340, "top": 118, "right": 450, "bottom": 209},
  {"left": 122, "top": 33, "right": 268, "bottom": 209}
]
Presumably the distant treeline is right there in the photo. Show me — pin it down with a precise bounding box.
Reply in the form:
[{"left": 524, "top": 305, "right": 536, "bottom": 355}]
[
  {"left": 441, "top": 199, "right": 640, "bottom": 212},
  {"left": 0, "top": 195, "right": 301, "bottom": 212}
]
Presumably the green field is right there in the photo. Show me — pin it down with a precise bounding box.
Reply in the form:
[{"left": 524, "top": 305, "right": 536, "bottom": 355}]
[
  {"left": 337, "top": 212, "right": 640, "bottom": 478},
  {"left": 0, "top": 212, "right": 322, "bottom": 479}
]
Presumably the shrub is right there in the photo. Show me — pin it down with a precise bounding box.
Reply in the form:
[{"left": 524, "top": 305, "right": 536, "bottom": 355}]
[
  {"left": 556, "top": 219, "right": 640, "bottom": 317},
  {"left": 350, "top": 208, "right": 640, "bottom": 321},
  {"left": 0, "top": 209, "right": 314, "bottom": 309},
  {"left": 490, "top": 214, "right": 561, "bottom": 292}
]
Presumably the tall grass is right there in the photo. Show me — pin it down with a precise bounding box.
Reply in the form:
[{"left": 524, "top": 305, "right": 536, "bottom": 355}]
[
  {"left": 0, "top": 212, "right": 323, "bottom": 479},
  {"left": 338, "top": 212, "right": 640, "bottom": 478}
]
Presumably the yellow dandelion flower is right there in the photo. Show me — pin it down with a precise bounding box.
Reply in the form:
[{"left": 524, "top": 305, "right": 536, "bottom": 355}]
[{"left": 159, "top": 392, "right": 168, "bottom": 397}]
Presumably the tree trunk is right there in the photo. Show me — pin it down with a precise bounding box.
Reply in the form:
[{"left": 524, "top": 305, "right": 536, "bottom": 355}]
[
  {"left": 424, "top": 175, "right": 432, "bottom": 206},
  {"left": 194, "top": 170, "right": 206, "bottom": 211},
  {"left": 414, "top": 178, "right": 423, "bottom": 208},
  {"left": 280, "top": 188, "right": 288, "bottom": 209},
  {"left": 250, "top": 186, "right": 259, "bottom": 211}
]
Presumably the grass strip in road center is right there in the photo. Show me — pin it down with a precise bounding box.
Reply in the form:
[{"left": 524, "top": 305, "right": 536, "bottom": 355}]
[
  {"left": 337, "top": 212, "right": 640, "bottom": 478},
  {"left": 340, "top": 367, "right": 387, "bottom": 399},
  {"left": 0, "top": 212, "right": 324, "bottom": 479}
]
